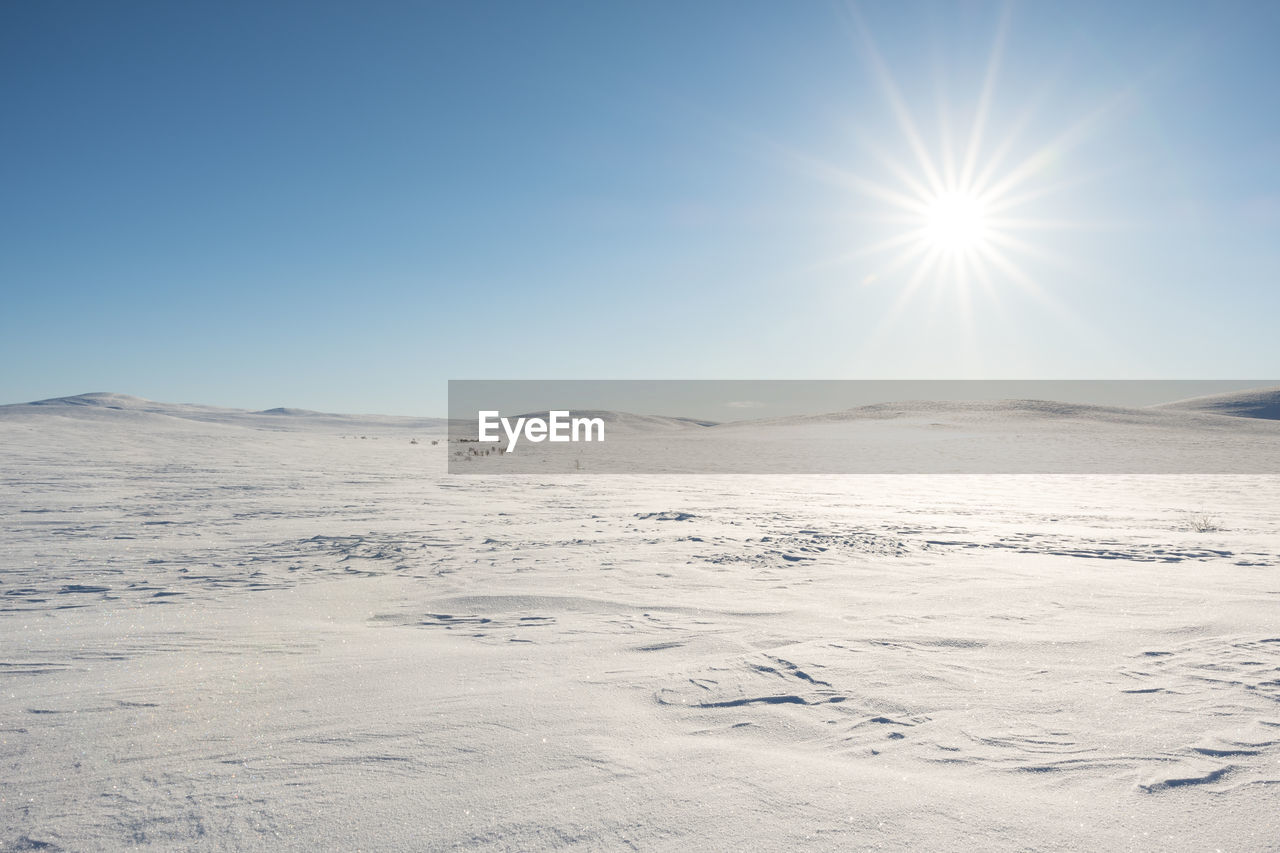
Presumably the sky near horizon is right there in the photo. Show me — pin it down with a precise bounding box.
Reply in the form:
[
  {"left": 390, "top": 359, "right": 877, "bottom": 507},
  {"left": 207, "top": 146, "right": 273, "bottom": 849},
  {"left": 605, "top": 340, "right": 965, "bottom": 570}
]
[{"left": 3, "top": 1, "right": 1279, "bottom": 415}]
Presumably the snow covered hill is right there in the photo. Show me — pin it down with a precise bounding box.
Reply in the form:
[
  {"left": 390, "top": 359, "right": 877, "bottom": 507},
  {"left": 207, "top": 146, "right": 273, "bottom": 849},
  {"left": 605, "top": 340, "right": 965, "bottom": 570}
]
[{"left": 1154, "top": 385, "right": 1280, "bottom": 420}]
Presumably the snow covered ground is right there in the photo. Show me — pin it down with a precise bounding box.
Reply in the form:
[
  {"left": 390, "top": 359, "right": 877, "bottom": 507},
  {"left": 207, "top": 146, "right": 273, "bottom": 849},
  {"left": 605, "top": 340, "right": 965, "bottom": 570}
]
[{"left": 3, "top": 394, "right": 1279, "bottom": 850}]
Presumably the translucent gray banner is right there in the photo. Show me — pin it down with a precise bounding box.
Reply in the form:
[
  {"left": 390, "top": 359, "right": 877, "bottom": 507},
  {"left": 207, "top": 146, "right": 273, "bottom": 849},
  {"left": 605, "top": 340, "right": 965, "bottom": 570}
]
[{"left": 447, "top": 380, "right": 1280, "bottom": 474}]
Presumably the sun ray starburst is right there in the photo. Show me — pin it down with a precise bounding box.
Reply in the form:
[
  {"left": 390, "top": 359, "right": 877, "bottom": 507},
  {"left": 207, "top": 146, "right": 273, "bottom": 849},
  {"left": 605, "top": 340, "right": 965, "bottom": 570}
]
[{"left": 777, "top": 1, "right": 1134, "bottom": 358}]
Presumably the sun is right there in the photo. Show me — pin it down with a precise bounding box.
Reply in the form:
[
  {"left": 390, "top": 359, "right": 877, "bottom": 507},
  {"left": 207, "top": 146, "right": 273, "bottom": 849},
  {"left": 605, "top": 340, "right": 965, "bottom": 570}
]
[
  {"left": 923, "top": 191, "right": 990, "bottom": 253},
  {"left": 774, "top": 3, "right": 1113, "bottom": 325}
]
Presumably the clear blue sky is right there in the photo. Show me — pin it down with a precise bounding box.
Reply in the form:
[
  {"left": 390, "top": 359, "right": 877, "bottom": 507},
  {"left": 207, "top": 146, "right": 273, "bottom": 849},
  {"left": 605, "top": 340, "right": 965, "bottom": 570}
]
[{"left": 3, "top": 1, "right": 1278, "bottom": 414}]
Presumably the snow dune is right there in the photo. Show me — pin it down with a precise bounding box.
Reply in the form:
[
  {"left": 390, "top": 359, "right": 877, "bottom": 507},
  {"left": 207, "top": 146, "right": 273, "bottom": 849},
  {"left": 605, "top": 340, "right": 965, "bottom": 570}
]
[{"left": 1155, "top": 384, "right": 1280, "bottom": 420}]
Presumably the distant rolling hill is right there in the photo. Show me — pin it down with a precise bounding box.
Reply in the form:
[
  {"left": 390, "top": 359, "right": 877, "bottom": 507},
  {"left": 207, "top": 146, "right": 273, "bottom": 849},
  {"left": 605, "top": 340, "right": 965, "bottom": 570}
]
[
  {"left": 1154, "top": 385, "right": 1280, "bottom": 420},
  {"left": 711, "top": 398, "right": 1248, "bottom": 429},
  {"left": 508, "top": 410, "right": 718, "bottom": 431},
  {"left": 2, "top": 392, "right": 447, "bottom": 432}
]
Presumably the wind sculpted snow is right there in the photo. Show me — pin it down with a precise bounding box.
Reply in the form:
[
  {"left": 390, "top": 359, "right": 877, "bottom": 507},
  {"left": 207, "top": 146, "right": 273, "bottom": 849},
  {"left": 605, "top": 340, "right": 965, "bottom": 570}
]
[{"left": 3, "top": 398, "right": 1280, "bottom": 850}]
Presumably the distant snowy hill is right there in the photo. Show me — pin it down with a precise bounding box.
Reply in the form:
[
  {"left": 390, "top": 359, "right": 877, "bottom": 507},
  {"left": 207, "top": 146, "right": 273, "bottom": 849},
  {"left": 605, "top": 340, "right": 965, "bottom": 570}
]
[
  {"left": 508, "top": 410, "right": 718, "bottom": 431},
  {"left": 8, "top": 391, "right": 1280, "bottom": 474},
  {"left": 1153, "top": 385, "right": 1280, "bottom": 420},
  {"left": 712, "top": 398, "right": 1256, "bottom": 429},
  {"left": 1, "top": 392, "right": 447, "bottom": 433}
]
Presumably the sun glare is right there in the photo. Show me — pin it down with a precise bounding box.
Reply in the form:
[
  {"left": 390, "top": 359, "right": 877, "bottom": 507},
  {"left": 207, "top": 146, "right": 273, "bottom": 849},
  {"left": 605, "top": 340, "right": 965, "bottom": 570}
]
[
  {"left": 782, "top": 3, "right": 1109, "bottom": 339},
  {"left": 923, "top": 191, "right": 989, "bottom": 252}
]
